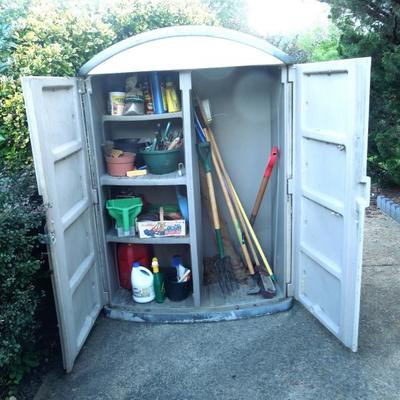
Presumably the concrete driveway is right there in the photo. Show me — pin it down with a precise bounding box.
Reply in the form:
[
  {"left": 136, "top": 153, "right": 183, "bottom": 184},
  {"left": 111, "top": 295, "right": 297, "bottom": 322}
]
[{"left": 34, "top": 210, "right": 400, "bottom": 400}]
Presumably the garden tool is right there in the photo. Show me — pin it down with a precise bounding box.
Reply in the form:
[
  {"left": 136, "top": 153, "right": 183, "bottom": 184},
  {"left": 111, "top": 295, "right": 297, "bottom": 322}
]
[
  {"left": 196, "top": 116, "right": 257, "bottom": 295},
  {"left": 250, "top": 146, "right": 279, "bottom": 226},
  {"left": 197, "top": 142, "right": 237, "bottom": 296},
  {"left": 194, "top": 96, "right": 276, "bottom": 297}
]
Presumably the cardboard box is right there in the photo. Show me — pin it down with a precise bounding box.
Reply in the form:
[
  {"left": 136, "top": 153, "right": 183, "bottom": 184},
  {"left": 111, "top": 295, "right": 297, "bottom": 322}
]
[{"left": 137, "top": 219, "right": 186, "bottom": 239}]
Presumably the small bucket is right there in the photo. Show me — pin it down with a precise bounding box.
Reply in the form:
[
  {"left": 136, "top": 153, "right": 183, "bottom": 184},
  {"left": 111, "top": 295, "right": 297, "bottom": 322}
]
[
  {"left": 106, "top": 152, "right": 135, "bottom": 176},
  {"left": 163, "top": 267, "right": 192, "bottom": 302}
]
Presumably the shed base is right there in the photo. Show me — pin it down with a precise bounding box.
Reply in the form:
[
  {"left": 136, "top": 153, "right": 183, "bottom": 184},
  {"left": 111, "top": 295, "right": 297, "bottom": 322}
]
[{"left": 104, "top": 284, "right": 293, "bottom": 323}]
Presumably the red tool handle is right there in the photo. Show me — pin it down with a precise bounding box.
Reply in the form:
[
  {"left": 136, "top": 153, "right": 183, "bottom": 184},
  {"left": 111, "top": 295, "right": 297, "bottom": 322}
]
[
  {"left": 264, "top": 146, "right": 279, "bottom": 178},
  {"left": 249, "top": 146, "right": 279, "bottom": 226}
]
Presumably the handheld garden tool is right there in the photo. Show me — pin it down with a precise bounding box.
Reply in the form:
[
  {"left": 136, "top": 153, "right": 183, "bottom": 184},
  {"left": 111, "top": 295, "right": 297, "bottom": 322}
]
[{"left": 250, "top": 146, "right": 279, "bottom": 226}]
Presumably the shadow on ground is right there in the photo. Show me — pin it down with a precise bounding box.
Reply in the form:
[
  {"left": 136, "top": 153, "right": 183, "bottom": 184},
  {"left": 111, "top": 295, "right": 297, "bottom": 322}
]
[{"left": 34, "top": 210, "right": 400, "bottom": 400}]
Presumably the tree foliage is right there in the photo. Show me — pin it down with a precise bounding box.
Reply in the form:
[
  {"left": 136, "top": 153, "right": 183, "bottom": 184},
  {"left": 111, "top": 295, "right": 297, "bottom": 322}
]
[
  {"left": 200, "top": 0, "right": 248, "bottom": 31},
  {"left": 0, "top": 0, "right": 216, "bottom": 170},
  {"left": 269, "top": 24, "right": 340, "bottom": 63},
  {"left": 326, "top": 0, "right": 400, "bottom": 184}
]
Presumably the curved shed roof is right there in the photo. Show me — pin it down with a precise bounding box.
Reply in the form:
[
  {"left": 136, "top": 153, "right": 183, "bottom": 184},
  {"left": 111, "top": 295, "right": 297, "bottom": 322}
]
[{"left": 79, "top": 25, "right": 293, "bottom": 76}]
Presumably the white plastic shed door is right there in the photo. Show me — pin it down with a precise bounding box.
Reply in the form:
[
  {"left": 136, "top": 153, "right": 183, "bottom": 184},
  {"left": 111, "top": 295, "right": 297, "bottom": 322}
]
[
  {"left": 293, "top": 58, "right": 371, "bottom": 351},
  {"left": 21, "top": 77, "right": 103, "bottom": 372}
]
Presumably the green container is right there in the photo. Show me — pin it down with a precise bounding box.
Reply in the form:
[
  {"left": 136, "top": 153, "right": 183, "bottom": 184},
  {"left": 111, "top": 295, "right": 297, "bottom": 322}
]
[
  {"left": 106, "top": 197, "right": 143, "bottom": 237},
  {"left": 140, "top": 149, "right": 180, "bottom": 174}
]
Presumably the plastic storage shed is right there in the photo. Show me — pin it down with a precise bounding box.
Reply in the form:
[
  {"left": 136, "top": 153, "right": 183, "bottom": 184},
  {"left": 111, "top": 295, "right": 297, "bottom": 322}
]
[{"left": 21, "top": 26, "right": 371, "bottom": 372}]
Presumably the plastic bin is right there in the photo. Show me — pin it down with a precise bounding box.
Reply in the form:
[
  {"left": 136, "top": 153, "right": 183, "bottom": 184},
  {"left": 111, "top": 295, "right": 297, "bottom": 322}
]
[
  {"left": 140, "top": 149, "right": 180, "bottom": 174},
  {"left": 162, "top": 267, "right": 192, "bottom": 302}
]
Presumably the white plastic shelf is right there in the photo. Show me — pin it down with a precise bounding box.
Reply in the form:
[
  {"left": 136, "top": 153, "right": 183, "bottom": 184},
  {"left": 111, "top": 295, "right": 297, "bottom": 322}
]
[
  {"left": 106, "top": 230, "right": 190, "bottom": 244},
  {"left": 102, "top": 112, "right": 182, "bottom": 123},
  {"left": 100, "top": 171, "right": 186, "bottom": 186}
]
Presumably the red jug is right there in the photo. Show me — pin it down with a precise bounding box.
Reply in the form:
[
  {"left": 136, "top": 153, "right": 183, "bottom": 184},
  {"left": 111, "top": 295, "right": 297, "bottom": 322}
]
[{"left": 117, "top": 244, "right": 152, "bottom": 289}]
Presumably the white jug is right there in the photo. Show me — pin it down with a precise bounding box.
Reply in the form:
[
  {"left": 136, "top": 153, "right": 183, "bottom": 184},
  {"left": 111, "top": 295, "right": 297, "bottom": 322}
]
[{"left": 131, "top": 262, "right": 155, "bottom": 303}]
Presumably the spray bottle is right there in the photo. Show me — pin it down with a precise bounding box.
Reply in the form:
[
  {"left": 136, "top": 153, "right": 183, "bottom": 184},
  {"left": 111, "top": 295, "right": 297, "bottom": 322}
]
[{"left": 152, "top": 257, "right": 165, "bottom": 303}]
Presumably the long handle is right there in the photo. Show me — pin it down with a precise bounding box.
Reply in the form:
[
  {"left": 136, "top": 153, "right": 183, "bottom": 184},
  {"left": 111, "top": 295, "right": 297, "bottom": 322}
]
[
  {"left": 207, "top": 130, "right": 273, "bottom": 277},
  {"left": 206, "top": 170, "right": 224, "bottom": 258},
  {"left": 250, "top": 147, "right": 279, "bottom": 226},
  {"left": 194, "top": 100, "right": 259, "bottom": 269},
  {"left": 210, "top": 142, "right": 255, "bottom": 275},
  {"left": 195, "top": 98, "right": 274, "bottom": 278},
  {"left": 203, "top": 127, "right": 260, "bottom": 269}
]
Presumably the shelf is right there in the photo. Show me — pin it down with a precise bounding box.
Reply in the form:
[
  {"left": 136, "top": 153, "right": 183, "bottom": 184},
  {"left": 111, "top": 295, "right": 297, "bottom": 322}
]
[
  {"left": 106, "top": 230, "right": 190, "bottom": 244},
  {"left": 100, "top": 171, "right": 186, "bottom": 186},
  {"left": 103, "top": 112, "right": 183, "bottom": 123}
]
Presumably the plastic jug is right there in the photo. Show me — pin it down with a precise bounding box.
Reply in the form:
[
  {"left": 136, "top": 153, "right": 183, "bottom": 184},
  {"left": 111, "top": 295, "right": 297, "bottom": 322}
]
[
  {"left": 131, "top": 262, "right": 155, "bottom": 303},
  {"left": 117, "top": 244, "right": 152, "bottom": 290}
]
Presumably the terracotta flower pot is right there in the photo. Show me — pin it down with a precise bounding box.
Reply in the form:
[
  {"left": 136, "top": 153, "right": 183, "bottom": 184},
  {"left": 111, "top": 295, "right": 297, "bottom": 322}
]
[{"left": 106, "top": 152, "right": 135, "bottom": 176}]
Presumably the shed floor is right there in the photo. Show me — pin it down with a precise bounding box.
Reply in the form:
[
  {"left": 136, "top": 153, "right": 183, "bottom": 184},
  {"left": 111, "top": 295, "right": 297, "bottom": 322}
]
[
  {"left": 33, "top": 210, "right": 400, "bottom": 400},
  {"left": 106, "top": 281, "right": 289, "bottom": 324}
]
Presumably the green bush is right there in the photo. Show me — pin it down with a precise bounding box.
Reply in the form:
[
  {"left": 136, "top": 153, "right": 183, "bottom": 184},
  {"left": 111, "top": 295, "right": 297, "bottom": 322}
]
[{"left": 0, "top": 167, "right": 45, "bottom": 394}]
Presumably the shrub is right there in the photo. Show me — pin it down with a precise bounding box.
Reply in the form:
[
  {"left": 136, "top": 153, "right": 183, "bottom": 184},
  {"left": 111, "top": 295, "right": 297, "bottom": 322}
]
[{"left": 0, "top": 167, "right": 45, "bottom": 395}]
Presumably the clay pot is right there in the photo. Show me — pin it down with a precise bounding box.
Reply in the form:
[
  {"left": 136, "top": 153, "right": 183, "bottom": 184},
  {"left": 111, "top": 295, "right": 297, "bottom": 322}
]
[{"left": 106, "top": 152, "right": 135, "bottom": 176}]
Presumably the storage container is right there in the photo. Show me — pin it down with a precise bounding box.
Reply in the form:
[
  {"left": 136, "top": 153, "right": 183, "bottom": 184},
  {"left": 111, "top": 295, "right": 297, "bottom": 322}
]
[
  {"left": 21, "top": 26, "right": 371, "bottom": 372},
  {"left": 117, "top": 244, "right": 152, "bottom": 289},
  {"left": 141, "top": 149, "right": 181, "bottom": 174}
]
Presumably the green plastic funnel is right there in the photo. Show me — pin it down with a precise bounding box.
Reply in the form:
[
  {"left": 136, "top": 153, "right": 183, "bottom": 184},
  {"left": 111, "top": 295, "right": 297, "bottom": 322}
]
[{"left": 106, "top": 197, "right": 143, "bottom": 236}]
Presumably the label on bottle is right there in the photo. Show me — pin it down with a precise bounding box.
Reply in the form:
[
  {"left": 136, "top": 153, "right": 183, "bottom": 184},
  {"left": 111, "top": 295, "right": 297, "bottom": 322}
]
[{"left": 133, "top": 286, "right": 154, "bottom": 298}]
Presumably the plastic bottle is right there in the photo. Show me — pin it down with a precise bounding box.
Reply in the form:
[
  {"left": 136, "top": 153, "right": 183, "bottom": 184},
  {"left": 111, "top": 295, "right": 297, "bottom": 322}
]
[
  {"left": 171, "top": 255, "right": 187, "bottom": 281},
  {"left": 165, "top": 78, "right": 181, "bottom": 112},
  {"left": 131, "top": 262, "right": 155, "bottom": 303},
  {"left": 149, "top": 72, "right": 165, "bottom": 114},
  {"left": 151, "top": 257, "right": 165, "bottom": 303},
  {"left": 117, "top": 244, "right": 152, "bottom": 290}
]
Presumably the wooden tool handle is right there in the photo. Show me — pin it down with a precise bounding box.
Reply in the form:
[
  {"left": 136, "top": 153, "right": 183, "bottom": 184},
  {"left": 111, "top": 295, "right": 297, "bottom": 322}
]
[
  {"left": 250, "top": 176, "right": 270, "bottom": 225},
  {"left": 210, "top": 140, "right": 255, "bottom": 275},
  {"left": 203, "top": 128, "right": 260, "bottom": 269},
  {"left": 206, "top": 125, "right": 274, "bottom": 277},
  {"left": 206, "top": 171, "right": 224, "bottom": 258},
  {"left": 250, "top": 147, "right": 278, "bottom": 226},
  {"left": 206, "top": 172, "right": 220, "bottom": 230}
]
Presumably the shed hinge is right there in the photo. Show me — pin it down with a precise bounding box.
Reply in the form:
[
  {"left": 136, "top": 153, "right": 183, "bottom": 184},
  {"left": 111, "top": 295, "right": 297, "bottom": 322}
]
[
  {"left": 287, "top": 178, "right": 294, "bottom": 195},
  {"left": 286, "top": 282, "right": 294, "bottom": 297},
  {"left": 78, "top": 79, "right": 86, "bottom": 94},
  {"left": 288, "top": 66, "right": 296, "bottom": 83},
  {"left": 85, "top": 78, "right": 93, "bottom": 95},
  {"left": 39, "top": 232, "right": 56, "bottom": 245},
  {"left": 92, "top": 188, "right": 99, "bottom": 205}
]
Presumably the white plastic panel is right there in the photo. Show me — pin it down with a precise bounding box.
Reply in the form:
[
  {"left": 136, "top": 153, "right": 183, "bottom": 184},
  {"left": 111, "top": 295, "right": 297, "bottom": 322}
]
[
  {"left": 293, "top": 58, "right": 371, "bottom": 351},
  {"left": 89, "top": 36, "right": 283, "bottom": 75},
  {"left": 22, "top": 77, "right": 104, "bottom": 372}
]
